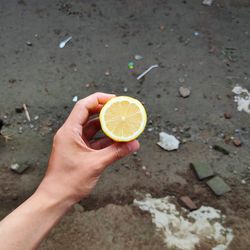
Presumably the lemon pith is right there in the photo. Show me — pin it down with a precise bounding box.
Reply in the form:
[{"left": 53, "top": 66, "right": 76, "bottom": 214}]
[{"left": 100, "top": 96, "right": 147, "bottom": 142}]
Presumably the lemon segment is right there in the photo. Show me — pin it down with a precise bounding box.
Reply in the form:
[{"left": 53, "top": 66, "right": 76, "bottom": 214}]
[{"left": 100, "top": 96, "right": 147, "bottom": 142}]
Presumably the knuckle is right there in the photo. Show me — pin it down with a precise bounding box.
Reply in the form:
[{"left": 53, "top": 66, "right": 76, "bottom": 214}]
[
  {"left": 113, "top": 145, "right": 124, "bottom": 160},
  {"left": 53, "top": 128, "right": 64, "bottom": 143},
  {"left": 75, "top": 99, "right": 85, "bottom": 107}
]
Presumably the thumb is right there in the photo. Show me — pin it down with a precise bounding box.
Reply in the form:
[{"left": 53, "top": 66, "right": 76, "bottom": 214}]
[{"left": 99, "top": 140, "right": 140, "bottom": 167}]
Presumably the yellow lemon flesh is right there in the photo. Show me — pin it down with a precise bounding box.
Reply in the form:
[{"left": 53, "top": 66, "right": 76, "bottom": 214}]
[{"left": 100, "top": 96, "right": 147, "bottom": 142}]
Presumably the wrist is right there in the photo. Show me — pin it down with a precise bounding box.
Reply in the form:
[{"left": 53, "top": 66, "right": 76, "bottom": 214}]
[{"left": 35, "top": 178, "right": 76, "bottom": 213}]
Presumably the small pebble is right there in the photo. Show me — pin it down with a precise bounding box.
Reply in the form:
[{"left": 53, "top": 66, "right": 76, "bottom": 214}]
[
  {"left": 179, "top": 86, "right": 191, "bottom": 98},
  {"left": 30, "top": 124, "right": 34, "bottom": 128},
  {"left": 232, "top": 138, "right": 242, "bottom": 147},
  {"left": 123, "top": 87, "right": 128, "bottom": 93},
  {"left": 34, "top": 115, "right": 39, "bottom": 121},
  {"left": 172, "top": 128, "right": 177, "bottom": 133},
  {"left": 15, "top": 107, "right": 24, "bottom": 113},
  {"left": 85, "top": 83, "right": 90, "bottom": 88},
  {"left": 105, "top": 71, "right": 110, "bottom": 76},
  {"left": 142, "top": 166, "right": 147, "bottom": 171},
  {"left": 145, "top": 171, "right": 151, "bottom": 176},
  {"left": 147, "top": 127, "right": 154, "bottom": 132},
  {"left": 72, "top": 96, "right": 78, "bottom": 102},
  {"left": 224, "top": 112, "right": 232, "bottom": 119},
  {"left": 241, "top": 180, "right": 246, "bottom": 184},
  {"left": 26, "top": 41, "right": 33, "bottom": 46}
]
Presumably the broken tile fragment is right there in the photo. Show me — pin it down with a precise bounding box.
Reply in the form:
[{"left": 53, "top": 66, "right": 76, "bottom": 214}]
[
  {"left": 207, "top": 176, "right": 231, "bottom": 196},
  {"left": 191, "top": 162, "right": 214, "bottom": 180},
  {"left": 180, "top": 196, "right": 197, "bottom": 211},
  {"left": 212, "top": 144, "right": 230, "bottom": 155}
]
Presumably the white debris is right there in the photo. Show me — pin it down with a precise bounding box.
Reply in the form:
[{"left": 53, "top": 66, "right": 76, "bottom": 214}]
[
  {"left": 134, "top": 54, "right": 143, "bottom": 60},
  {"left": 232, "top": 85, "right": 250, "bottom": 114},
  {"left": 10, "top": 163, "right": 20, "bottom": 171},
  {"left": 59, "top": 36, "right": 72, "bottom": 49},
  {"left": 179, "top": 86, "right": 191, "bottom": 98},
  {"left": 123, "top": 87, "right": 128, "bottom": 93},
  {"left": 72, "top": 96, "right": 78, "bottom": 102},
  {"left": 34, "top": 115, "right": 39, "bottom": 121},
  {"left": 157, "top": 132, "right": 180, "bottom": 151},
  {"left": 137, "top": 64, "right": 159, "bottom": 80},
  {"left": 134, "top": 194, "right": 234, "bottom": 250},
  {"left": 202, "top": 0, "right": 213, "bottom": 6}
]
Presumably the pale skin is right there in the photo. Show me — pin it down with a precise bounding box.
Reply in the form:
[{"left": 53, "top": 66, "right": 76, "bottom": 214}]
[{"left": 0, "top": 92, "right": 140, "bottom": 250}]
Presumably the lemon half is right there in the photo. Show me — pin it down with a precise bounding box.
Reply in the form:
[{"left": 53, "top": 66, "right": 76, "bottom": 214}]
[{"left": 100, "top": 96, "right": 147, "bottom": 142}]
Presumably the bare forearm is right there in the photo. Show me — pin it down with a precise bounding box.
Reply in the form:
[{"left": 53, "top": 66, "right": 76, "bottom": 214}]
[{"left": 0, "top": 187, "right": 72, "bottom": 250}]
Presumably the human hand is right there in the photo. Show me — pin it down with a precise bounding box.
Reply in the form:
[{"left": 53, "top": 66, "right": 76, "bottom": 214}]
[{"left": 37, "top": 92, "right": 140, "bottom": 206}]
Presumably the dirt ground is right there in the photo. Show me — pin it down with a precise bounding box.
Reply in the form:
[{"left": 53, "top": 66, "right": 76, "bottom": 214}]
[{"left": 0, "top": 0, "right": 250, "bottom": 249}]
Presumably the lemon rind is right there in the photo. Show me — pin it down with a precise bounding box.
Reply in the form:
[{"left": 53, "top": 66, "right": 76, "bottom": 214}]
[{"left": 100, "top": 96, "right": 147, "bottom": 142}]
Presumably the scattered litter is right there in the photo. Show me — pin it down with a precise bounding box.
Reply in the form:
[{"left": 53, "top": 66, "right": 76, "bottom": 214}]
[
  {"left": 105, "top": 71, "right": 110, "bottom": 76},
  {"left": 232, "top": 85, "right": 250, "bottom": 114},
  {"left": 134, "top": 194, "right": 233, "bottom": 250},
  {"left": 224, "top": 112, "right": 232, "bottom": 119},
  {"left": 157, "top": 132, "right": 180, "bottom": 151},
  {"left": 180, "top": 196, "right": 197, "bottom": 211},
  {"left": 241, "top": 179, "right": 246, "bottom": 184},
  {"left": 15, "top": 107, "right": 24, "bottom": 113},
  {"left": 26, "top": 41, "right": 33, "bottom": 46},
  {"left": 23, "top": 104, "right": 31, "bottom": 122},
  {"left": 147, "top": 127, "right": 154, "bottom": 132},
  {"left": 34, "top": 115, "right": 39, "bottom": 121},
  {"left": 191, "top": 162, "right": 214, "bottom": 180},
  {"left": 128, "top": 61, "right": 134, "bottom": 69},
  {"left": 59, "top": 36, "right": 72, "bottom": 49},
  {"left": 134, "top": 54, "right": 143, "bottom": 60},
  {"left": 232, "top": 138, "right": 242, "bottom": 147},
  {"left": 193, "top": 31, "right": 199, "bottom": 36},
  {"left": 72, "top": 96, "right": 78, "bottom": 102},
  {"left": 212, "top": 144, "right": 230, "bottom": 155},
  {"left": 179, "top": 86, "right": 191, "bottom": 98},
  {"left": 123, "top": 87, "right": 128, "bottom": 93},
  {"left": 202, "top": 0, "right": 213, "bottom": 6},
  {"left": 207, "top": 176, "right": 231, "bottom": 196},
  {"left": 137, "top": 64, "right": 159, "bottom": 80},
  {"left": 10, "top": 163, "right": 30, "bottom": 174}
]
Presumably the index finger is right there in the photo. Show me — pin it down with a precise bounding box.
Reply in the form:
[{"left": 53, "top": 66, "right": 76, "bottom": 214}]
[{"left": 67, "top": 92, "right": 115, "bottom": 126}]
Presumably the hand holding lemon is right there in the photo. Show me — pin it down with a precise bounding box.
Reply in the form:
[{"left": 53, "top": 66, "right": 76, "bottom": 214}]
[{"left": 100, "top": 96, "right": 147, "bottom": 142}]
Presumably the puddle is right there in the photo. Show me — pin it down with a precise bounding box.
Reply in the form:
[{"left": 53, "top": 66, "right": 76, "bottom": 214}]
[
  {"left": 134, "top": 194, "right": 233, "bottom": 250},
  {"left": 232, "top": 85, "right": 250, "bottom": 114}
]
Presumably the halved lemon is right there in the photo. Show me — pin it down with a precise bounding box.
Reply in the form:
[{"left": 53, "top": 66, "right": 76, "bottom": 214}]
[{"left": 100, "top": 96, "right": 147, "bottom": 142}]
